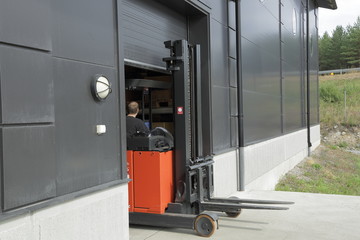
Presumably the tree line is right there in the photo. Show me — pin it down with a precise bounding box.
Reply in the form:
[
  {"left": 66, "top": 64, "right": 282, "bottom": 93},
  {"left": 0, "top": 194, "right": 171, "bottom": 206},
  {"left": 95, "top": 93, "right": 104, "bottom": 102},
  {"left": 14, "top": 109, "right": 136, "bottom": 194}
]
[{"left": 319, "top": 17, "right": 360, "bottom": 71}]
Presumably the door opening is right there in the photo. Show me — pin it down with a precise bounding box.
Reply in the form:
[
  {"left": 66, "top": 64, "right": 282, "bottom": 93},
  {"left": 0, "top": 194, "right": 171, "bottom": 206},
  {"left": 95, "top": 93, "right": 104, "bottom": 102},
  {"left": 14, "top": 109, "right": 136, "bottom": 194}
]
[{"left": 124, "top": 65, "right": 174, "bottom": 135}]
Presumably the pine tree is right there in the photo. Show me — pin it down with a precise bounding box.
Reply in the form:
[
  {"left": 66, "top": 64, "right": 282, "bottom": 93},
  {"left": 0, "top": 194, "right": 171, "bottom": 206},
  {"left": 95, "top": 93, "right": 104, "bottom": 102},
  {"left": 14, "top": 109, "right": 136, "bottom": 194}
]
[
  {"left": 331, "top": 26, "right": 346, "bottom": 69},
  {"left": 319, "top": 31, "right": 333, "bottom": 70},
  {"left": 319, "top": 16, "right": 360, "bottom": 70},
  {"left": 340, "top": 26, "right": 353, "bottom": 69},
  {"left": 346, "top": 17, "right": 360, "bottom": 67}
]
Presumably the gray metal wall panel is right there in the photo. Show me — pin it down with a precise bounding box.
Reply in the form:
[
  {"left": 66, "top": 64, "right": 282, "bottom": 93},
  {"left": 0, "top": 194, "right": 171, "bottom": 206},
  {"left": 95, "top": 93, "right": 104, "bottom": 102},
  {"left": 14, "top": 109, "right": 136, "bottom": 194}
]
[
  {"left": 211, "top": 0, "right": 227, "bottom": 25},
  {"left": 241, "top": 38, "right": 280, "bottom": 96},
  {"left": 243, "top": 91, "right": 282, "bottom": 144},
  {"left": 52, "top": 0, "right": 115, "bottom": 67},
  {"left": 281, "top": 0, "right": 299, "bottom": 35},
  {"left": 310, "top": 70, "right": 319, "bottom": 124},
  {"left": 283, "top": 62, "right": 304, "bottom": 131},
  {"left": 2, "top": 126, "right": 56, "bottom": 210},
  {"left": 228, "top": 0, "right": 236, "bottom": 30},
  {"left": 230, "top": 87, "right": 238, "bottom": 116},
  {"left": 229, "top": 58, "right": 237, "bottom": 88},
  {"left": 229, "top": 28, "right": 237, "bottom": 59},
  {"left": 54, "top": 59, "right": 120, "bottom": 195},
  {"left": 121, "top": 0, "right": 187, "bottom": 68},
  {"left": 241, "top": 0, "right": 280, "bottom": 58},
  {"left": 281, "top": 0, "right": 305, "bottom": 132},
  {"left": 261, "top": 0, "right": 280, "bottom": 18},
  {"left": 241, "top": 0, "right": 282, "bottom": 145},
  {"left": 210, "top": 18, "right": 232, "bottom": 153},
  {"left": 0, "top": 46, "right": 54, "bottom": 124},
  {"left": 230, "top": 117, "right": 239, "bottom": 147},
  {"left": 0, "top": 0, "right": 51, "bottom": 51},
  {"left": 309, "top": 3, "right": 319, "bottom": 124},
  {"left": 188, "top": 14, "right": 212, "bottom": 156},
  {"left": 198, "top": 0, "right": 211, "bottom": 8},
  {"left": 212, "top": 86, "right": 231, "bottom": 152},
  {"left": 211, "top": 19, "right": 228, "bottom": 87}
]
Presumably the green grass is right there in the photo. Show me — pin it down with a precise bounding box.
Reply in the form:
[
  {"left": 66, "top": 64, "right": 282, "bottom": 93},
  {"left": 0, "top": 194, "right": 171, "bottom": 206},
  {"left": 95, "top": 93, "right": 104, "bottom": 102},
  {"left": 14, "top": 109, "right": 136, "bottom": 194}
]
[
  {"left": 338, "top": 141, "right": 348, "bottom": 148},
  {"left": 276, "top": 145, "right": 360, "bottom": 196},
  {"left": 320, "top": 74, "right": 360, "bottom": 127}
]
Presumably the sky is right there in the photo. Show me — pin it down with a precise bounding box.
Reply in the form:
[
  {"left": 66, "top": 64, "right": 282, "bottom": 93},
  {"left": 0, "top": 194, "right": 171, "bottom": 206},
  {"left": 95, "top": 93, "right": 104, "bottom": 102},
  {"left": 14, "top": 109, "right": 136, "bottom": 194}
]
[{"left": 318, "top": 0, "right": 360, "bottom": 37}]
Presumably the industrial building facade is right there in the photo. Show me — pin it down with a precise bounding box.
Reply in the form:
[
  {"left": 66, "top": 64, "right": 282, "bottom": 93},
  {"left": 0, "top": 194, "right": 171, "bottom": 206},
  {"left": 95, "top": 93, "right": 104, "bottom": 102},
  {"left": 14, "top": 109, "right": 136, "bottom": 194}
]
[{"left": 0, "top": 0, "right": 336, "bottom": 239}]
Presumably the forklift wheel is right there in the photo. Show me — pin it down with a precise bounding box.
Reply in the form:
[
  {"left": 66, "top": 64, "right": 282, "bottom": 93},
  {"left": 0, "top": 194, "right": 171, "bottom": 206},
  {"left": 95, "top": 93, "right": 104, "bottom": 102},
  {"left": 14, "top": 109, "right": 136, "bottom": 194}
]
[
  {"left": 225, "top": 209, "right": 242, "bottom": 218},
  {"left": 225, "top": 196, "right": 242, "bottom": 218},
  {"left": 194, "top": 214, "right": 216, "bottom": 237}
]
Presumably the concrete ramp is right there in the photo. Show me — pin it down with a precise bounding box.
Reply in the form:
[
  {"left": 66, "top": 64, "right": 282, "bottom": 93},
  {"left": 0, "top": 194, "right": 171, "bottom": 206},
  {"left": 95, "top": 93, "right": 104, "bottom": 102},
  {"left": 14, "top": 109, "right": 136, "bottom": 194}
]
[{"left": 130, "top": 190, "right": 360, "bottom": 240}]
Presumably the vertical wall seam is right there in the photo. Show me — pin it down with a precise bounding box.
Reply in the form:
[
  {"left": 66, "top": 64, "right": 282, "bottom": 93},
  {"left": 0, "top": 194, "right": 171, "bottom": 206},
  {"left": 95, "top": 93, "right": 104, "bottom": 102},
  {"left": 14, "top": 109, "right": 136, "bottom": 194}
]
[
  {"left": 279, "top": 0, "right": 284, "bottom": 134},
  {"left": 306, "top": 0, "right": 313, "bottom": 153}
]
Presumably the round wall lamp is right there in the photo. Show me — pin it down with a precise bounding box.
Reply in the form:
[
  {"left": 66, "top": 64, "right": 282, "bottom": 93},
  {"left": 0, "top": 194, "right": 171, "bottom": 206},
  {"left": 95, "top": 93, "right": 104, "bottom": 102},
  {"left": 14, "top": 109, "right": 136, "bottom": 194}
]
[{"left": 91, "top": 74, "right": 112, "bottom": 101}]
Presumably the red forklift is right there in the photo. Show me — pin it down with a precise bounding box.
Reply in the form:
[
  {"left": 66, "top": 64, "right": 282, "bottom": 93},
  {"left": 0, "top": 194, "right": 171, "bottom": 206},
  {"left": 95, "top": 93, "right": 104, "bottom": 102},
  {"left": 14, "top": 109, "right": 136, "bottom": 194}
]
[{"left": 126, "top": 40, "right": 293, "bottom": 237}]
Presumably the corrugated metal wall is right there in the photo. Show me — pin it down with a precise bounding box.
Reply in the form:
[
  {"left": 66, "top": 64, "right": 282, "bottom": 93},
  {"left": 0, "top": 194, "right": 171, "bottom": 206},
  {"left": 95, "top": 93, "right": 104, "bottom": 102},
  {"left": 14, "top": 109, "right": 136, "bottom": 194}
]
[{"left": 121, "top": 0, "right": 187, "bottom": 68}]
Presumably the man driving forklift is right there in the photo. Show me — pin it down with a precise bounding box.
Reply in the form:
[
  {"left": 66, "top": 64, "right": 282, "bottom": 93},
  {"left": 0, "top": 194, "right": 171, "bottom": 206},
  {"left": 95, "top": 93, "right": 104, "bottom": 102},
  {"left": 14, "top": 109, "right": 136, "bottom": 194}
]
[{"left": 126, "top": 101, "right": 150, "bottom": 137}]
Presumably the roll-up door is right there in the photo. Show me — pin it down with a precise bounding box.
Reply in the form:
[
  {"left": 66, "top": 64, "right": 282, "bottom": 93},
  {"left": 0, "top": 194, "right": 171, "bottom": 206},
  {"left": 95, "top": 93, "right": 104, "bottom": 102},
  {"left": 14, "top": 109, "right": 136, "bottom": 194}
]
[{"left": 121, "top": 0, "right": 187, "bottom": 69}]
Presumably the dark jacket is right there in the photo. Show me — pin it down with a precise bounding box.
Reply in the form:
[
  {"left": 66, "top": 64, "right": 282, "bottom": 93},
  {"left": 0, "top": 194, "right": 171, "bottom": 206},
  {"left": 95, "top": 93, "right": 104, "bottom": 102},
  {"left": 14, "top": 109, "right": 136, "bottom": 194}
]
[{"left": 126, "top": 116, "right": 150, "bottom": 137}]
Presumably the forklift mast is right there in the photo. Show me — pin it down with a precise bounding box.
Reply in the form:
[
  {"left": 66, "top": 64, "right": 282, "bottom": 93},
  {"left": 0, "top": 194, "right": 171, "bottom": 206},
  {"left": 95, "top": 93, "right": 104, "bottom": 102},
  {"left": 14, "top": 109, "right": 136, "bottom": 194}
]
[{"left": 164, "top": 40, "right": 214, "bottom": 214}]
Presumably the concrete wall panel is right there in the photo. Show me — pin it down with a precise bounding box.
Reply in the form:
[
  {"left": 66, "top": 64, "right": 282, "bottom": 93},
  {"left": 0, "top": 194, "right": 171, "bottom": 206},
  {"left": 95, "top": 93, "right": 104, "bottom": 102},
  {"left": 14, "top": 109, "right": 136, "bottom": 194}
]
[
  {"left": 243, "top": 125, "right": 320, "bottom": 190},
  {"left": 0, "top": 185, "right": 129, "bottom": 240},
  {"left": 213, "top": 150, "right": 238, "bottom": 197}
]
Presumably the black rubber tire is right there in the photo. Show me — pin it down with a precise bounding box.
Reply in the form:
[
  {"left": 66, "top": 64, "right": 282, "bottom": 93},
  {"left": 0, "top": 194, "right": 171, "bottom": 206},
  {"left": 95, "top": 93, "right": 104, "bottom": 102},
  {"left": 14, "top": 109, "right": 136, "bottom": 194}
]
[
  {"left": 225, "top": 196, "right": 242, "bottom": 218},
  {"left": 225, "top": 209, "right": 242, "bottom": 218},
  {"left": 194, "top": 214, "right": 216, "bottom": 237}
]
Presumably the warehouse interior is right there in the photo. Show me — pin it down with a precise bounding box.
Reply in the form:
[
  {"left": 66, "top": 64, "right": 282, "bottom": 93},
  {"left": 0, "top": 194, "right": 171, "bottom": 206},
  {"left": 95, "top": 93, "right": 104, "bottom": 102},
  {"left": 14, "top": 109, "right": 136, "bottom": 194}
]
[{"left": 125, "top": 65, "right": 174, "bottom": 135}]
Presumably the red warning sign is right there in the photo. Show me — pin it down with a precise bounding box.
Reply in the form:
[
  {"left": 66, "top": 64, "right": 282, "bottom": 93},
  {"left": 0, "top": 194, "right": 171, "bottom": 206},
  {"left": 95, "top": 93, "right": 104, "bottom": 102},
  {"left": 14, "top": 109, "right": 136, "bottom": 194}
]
[{"left": 177, "top": 107, "right": 184, "bottom": 115}]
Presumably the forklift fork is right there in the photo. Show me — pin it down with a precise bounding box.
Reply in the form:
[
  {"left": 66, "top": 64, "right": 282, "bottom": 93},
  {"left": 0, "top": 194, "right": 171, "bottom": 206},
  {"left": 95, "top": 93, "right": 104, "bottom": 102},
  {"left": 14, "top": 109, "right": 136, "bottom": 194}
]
[{"left": 190, "top": 159, "right": 294, "bottom": 216}]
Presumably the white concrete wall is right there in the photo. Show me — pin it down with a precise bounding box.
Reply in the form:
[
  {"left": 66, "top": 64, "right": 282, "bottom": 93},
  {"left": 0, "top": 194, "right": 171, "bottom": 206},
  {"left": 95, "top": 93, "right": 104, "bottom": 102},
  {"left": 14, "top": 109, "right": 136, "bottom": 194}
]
[
  {"left": 243, "top": 125, "right": 321, "bottom": 190},
  {"left": 213, "top": 150, "right": 239, "bottom": 197},
  {"left": 0, "top": 184, "right": 129, "bottom": 240},
  {"left": 212, "top": 125, "right": 321, "bottom": 195},
  {"left": 311, "top": 124, "right": 321, "bottom": 151}
]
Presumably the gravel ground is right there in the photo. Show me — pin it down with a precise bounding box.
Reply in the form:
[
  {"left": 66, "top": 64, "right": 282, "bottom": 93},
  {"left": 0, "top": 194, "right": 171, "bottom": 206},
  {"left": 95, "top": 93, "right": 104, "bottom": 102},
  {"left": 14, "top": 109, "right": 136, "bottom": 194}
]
[
  {"left": 347, "top": 150, "right": 360, "bottom": 155},
  {"left": 321, "top": 124, "right": 360, "bottom": 150}
]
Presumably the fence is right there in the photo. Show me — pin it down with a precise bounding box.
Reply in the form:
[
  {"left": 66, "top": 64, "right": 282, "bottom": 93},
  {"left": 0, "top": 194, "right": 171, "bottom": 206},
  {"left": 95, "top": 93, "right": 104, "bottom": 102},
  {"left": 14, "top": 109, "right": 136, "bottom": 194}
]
[{"left": 319, "top": 67, "right": 360, "bottom": 75}]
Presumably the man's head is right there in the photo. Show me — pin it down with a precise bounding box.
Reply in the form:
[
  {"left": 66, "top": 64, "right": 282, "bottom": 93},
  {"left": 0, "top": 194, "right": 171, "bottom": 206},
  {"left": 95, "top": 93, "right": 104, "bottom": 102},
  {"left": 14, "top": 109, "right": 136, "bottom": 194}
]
[{"left": 127, "top": 101, "right": 139, "bottom": 115}]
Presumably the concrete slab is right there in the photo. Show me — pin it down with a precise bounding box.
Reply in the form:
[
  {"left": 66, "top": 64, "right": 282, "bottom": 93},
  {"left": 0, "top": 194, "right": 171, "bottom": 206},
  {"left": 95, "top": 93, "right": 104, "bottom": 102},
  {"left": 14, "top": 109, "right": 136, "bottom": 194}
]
[{"left": 129, "top": 191, "right": 360, "bottom": 240}]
